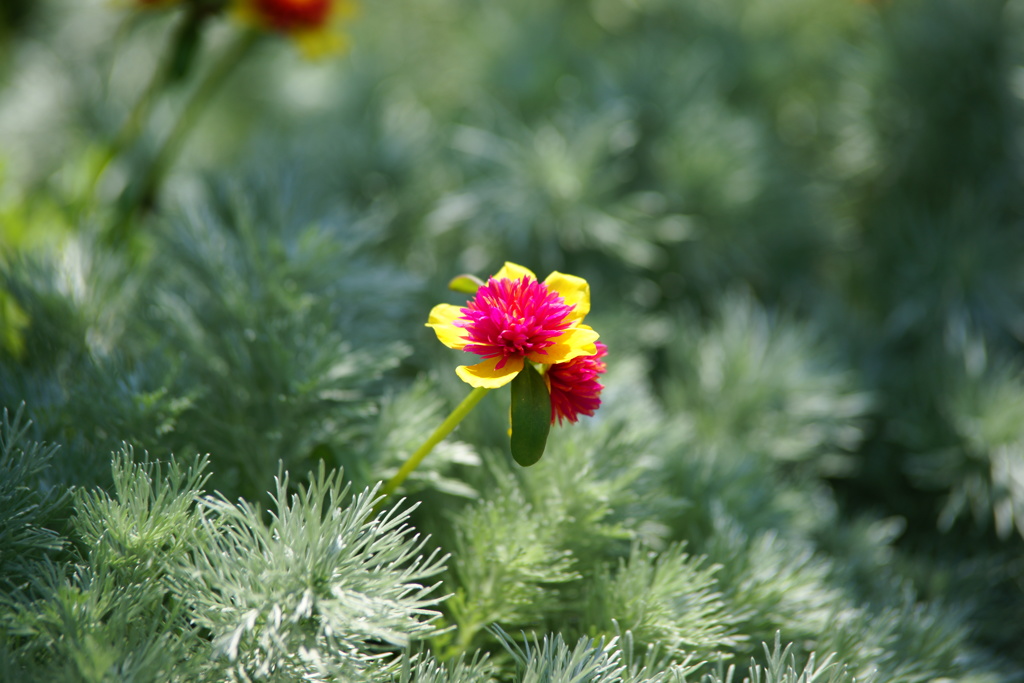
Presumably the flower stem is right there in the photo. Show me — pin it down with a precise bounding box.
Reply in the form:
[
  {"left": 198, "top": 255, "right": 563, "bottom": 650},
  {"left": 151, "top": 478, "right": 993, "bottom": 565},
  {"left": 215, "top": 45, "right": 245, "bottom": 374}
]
[
  {"left": 379, "top": 387, "right": 490, "bottom": 501},
  {"left": 108, "top": 29, "right": 260, "bottom": 243},
  {"left": 91, "top": 4, "right": 213, "bottom": 200}
]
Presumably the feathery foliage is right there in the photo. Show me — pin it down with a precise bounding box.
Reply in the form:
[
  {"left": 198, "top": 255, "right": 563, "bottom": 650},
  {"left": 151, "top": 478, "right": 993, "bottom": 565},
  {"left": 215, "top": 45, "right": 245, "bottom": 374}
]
[
  {"left": 0, "top": 406, "right": 66, "bottom": 595},
  {"left": 175, "top": 463, "right": 448, "bottom": 679},
  {"left": 2, "top": 0, "right": 1024, "bottom": 679}
]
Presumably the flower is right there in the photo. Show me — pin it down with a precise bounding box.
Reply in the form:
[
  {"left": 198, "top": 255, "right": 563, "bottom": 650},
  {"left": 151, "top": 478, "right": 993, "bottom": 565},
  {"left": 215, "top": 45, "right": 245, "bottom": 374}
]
[
  {"left": 232, "top": 0, "right": 357, "bottom": 58},
  {"left": 546, "top": 342, "right": 607, "bottom": 424},
  {"left": 427, "top": 262, "right": 599, "bottom": 389}
]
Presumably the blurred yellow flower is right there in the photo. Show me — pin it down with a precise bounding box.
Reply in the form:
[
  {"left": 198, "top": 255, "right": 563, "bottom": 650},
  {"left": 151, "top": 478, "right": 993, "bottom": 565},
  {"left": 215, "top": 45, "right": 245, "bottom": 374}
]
[{"left": 232, "top": 0, "right": 358, "bottom": 58}]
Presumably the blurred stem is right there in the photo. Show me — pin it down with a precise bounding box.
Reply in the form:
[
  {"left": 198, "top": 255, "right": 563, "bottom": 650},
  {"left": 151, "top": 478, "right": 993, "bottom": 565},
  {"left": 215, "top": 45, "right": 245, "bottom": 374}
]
[
  {"left": 378, "top": 387, "right": 490, "bottom": 502},
  {"left": 108, "top": 29, "right": 260, "bottom": 244},
  {"left": 91, "top": 4, "right": 214, "bottom": 199}
]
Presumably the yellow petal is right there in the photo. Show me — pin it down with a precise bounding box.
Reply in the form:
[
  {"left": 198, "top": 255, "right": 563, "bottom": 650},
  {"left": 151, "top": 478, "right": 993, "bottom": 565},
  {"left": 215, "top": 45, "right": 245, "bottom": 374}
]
[
  {"left": 292, "top": 27, "right": 346, "bottom": 59},
  {"left": 426, "top": 303, "right": 467, "bottom": 349},
  {"left": 456, "top": 356, "right": 524, "bottom": 388},
  {"left": 493, "top": 262, "right": 536, "bottom": 283},
  {"left": 330, "top": 0, "right": 358, "bottom": 20},
  {"left": 543, "top": 271, "right": 590, "bottom": 322},
  {"left": 527, "top": 325, "right": 599, "bottom": 365}
]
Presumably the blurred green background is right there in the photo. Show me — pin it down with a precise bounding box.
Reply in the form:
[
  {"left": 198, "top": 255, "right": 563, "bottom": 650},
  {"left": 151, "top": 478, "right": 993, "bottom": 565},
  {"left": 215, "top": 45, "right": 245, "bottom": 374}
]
[{"left": 2, "top": 0, "right": 1024, "bottom": 678}]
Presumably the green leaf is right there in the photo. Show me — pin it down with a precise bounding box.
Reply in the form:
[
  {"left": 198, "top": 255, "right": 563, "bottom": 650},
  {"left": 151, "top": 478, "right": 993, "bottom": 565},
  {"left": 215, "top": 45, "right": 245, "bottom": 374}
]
[
  {"left": 448, "top": 274, "right": 485, "bottom": 294},
  {"left": 510, "top": 364, "right": 551, "bottom": 467}
]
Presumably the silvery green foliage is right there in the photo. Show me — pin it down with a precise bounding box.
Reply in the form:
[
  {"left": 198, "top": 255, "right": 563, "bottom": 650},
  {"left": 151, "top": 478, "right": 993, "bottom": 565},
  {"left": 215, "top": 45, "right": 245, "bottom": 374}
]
[
  {"left": 430, "top": 349, "right": 998, "bottom": 679},
  {"left": 585, "top": 544, "right": 737, "bottom": 657},
  {"left": 0, "top": 406, "right": 66, "bottom": 593},
  {"left": 651, "top": 295, "right": 870, "bottom": 551},
  {"left": 707, "top": 526, "right": 842, "bottom": 643},
  {"left": 2, "top": 450, "right": 210, "bottom": 682},
  {"left": 428, "top": 107, "right": 658, "bottom": 273},
  {"left": 173, "top": 463, "right": 448, "bottom": 680},
  {"left": 0, "top": 238, "right": 176, "bottom": 490},
  {"left": 3, "top": 451, "right": 460, "bottom": 681},
  {"left": 499, "top": 630, "right": 629, "bottom": 683},
  {"left": 496, "top": 629, "right": 696, "bottom": 683},
  {"left": 388, "top": 651, "right": 496, "bottom": 683},
  {"left": 144, "top": 184, "right": 416, "bottom": 500},
  {"left": 663, "top": 294, "right": 870, "bottom": 473},
  {"left": 72, "top": 447, "right": 209, "bottom": 585},
  {"left": 447, "top": 489, "right": 579, "bottom": 650},
  {"left": 695, "top": 634, "right": 855, "bottom": 683},
  {"left": 2, "top": 562, "right": 202, "bottom": 683},
  {"left": 908, "top": 342, "right": 1024, "bottom": 539},
  {"left": 3, "top": 0, "right": 1024, "bottom": 675},
  {"left": 825, "top": 597, "right": 988, "bottom": 683},
  {"left": 0, "top": 180, "right": 418, "bottom": 502}
]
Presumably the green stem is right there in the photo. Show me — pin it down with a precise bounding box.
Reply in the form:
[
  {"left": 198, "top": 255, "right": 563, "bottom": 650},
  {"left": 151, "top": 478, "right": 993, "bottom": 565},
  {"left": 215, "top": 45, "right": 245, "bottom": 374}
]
[
  {"left": 91, "top": 4, "right": 210, "bottom": 199},
  {"left": 109, "top": 29, "right": 260, "bottom": 243},
  {"left": 379, "top": 387, "right": 490, "bottom": 501}
]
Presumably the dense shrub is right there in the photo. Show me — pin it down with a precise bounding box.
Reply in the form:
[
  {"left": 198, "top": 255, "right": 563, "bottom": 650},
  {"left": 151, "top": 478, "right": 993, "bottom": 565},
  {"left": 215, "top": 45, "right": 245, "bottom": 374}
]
[{"left": 1, "top": 0, "right": 1022, "bottom": 679}]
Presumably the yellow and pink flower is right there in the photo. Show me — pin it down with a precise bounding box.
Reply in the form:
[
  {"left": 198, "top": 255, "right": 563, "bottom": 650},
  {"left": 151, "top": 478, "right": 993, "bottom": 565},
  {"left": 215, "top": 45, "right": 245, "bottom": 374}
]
[{"left": 427, "top": 262, "right": 603, "bottom": 399}]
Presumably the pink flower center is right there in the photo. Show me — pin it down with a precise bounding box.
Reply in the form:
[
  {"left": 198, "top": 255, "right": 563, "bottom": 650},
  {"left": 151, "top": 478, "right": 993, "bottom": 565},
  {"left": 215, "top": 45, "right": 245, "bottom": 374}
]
[{"left": 456, "top": 276, "right": 573, "bottom": 369}]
